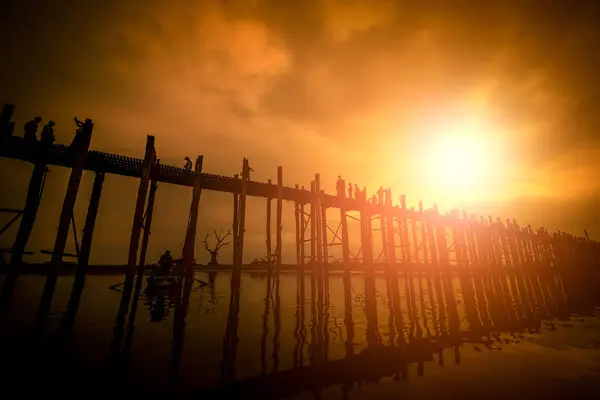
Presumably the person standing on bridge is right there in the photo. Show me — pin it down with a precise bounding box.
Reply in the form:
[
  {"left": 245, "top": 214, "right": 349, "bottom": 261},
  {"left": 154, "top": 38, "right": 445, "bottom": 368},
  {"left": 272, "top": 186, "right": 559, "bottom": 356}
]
[
  {"left": 24, "top": 116, "right": 42, "bottom": 141},
  {"left": 347, "top": 182, "right": 353, "bottom": 200},
  {"left": 336, "top": 175, "right": 344, "bottom": 197},
  {"left": 184, "top": 157, "right": 192, "bottom": 171},
  {"left": 40, "top": 121, "right": 56, "bottom": 146}
]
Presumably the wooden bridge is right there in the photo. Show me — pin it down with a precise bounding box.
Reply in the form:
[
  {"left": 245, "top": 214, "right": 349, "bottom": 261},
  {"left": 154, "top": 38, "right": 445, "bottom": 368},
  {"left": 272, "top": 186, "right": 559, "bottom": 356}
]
[{"left": 1, "top": 102, "right": 599, "bottom": 279}]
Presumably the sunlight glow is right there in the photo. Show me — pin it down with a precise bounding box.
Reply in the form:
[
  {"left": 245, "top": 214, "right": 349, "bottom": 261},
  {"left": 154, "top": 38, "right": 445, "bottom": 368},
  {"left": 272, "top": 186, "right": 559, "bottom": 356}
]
[{"left": 418, "top": 115, "right": 502, "bottom": 195}]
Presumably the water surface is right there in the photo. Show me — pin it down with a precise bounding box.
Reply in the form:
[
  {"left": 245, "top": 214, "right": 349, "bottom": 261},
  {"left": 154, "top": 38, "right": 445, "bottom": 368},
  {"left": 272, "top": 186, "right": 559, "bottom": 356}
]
[{"left": 1, "top": 269, "right": 600, "bottom": 399}]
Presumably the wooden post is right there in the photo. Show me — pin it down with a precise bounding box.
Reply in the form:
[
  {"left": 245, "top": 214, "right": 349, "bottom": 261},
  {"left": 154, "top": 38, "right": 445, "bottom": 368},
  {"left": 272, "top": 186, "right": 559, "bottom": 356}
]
[
  {"left": 35, "top": 120, "right": 95, "bottom": 326},
  {"left": 321, "top": 201, "right": 329, "bottom": 265},
  {"left": 411, "top": 210, "right": 420, "bottom": 265},
  {"left": 300, "top": 202, "right": 306, "bottom": 266},
  {"left": 315, "top": 174, "right": 323, "bottom": 265},
  {"left": 276, "top": 167, "right": 283, "bottom": 268},
  {"left": 361, "top": 207, "right": 373, "bottom": 265},
  {"left": 434, "top": 205, "right": 449, "bottom": 266},
  {"left": 50, "top": 120, "right": 94, "bottom": 266},
  {"left": 236, "top": 159, "right": 250, "bottom": 266},
  {"left": 138, "top": 162, "right": 159, "bottom": 271},
  {"left": 386, "top": 189, "right": 396, "bottom": 264},
  {"left": 400, "top": 196, "right": 411, "bottom": 263},
  {"left": 310, "top": 181, "right": 316, "bottom": 263},
  {"left": 339, "top": 180, "right": 351, "bottom": 266},
  {"left": 0, "top": 103, "right": 15, "bottom": 140},
  {"left": 378, "top": 188, "right": 389, "bottom": 263},
  {"left": 182, "top": 156, "right": 204, "bottom": 274},
  {"left": 10, "top": 164, "right": 48, "bottom": 265},
  {"left": 126, "top": 136, "right": 155, "bottom": 279},
  {"left": 266, "top": 179, "right": 272, "bottom": 273},
  {"left": 418, "top": 201, "right": 428, "bottom": 265},
  {"left": 232, "top": 174, "right": 239, "bottom": 265},
  {"left": 77, "top": 171, "right": 105, "bottom": 271},
  {"left": 294, "top": 184, "right": 301, "bottom": 265}
]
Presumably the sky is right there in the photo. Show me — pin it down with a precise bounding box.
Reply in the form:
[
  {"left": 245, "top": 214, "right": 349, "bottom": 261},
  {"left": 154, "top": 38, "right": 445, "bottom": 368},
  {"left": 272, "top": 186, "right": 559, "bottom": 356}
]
[{"left": 1, "top": 0, "right": 599, "bottom": 264}]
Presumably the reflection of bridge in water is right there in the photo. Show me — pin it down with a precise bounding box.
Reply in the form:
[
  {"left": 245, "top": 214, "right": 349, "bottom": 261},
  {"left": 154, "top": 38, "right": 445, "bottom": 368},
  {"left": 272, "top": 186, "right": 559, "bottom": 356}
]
[
  {"left": 206, "top": 268, "right": 586, "bottom": 399},
  {"left": 96, "top": 266, "right": 596, "bottom": 399}
]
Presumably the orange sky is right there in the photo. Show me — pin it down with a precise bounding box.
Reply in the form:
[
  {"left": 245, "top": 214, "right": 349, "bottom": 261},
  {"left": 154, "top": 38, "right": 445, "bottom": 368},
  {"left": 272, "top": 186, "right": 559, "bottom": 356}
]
[{"left": 1, "top": 0, "right": 599, "bottom": 264}]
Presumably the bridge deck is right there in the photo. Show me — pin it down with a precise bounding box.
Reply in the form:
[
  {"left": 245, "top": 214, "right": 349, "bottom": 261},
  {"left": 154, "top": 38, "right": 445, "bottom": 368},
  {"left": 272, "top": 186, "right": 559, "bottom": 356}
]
[{"left": 0, "top": 136, "right": 428, "bottom": 218}]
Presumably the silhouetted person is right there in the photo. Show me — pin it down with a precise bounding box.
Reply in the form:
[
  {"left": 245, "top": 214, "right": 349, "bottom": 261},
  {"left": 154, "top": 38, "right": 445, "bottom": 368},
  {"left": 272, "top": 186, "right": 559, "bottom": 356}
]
[
  {"left": 362, "top": 186, "right": 367, "bottom": 201},
  {"left": 184, "top": 156, "right": 192, "bottom": 171},
  {"left": 40, "top": 121, "right": 56, "bottom": 145},
  {"left": 336, "top": 175, "right": 344, "bottom": 197},
  {"left": 354, "top": 184, "right": 360, "bottom": 200},
  {"left": 158, "top": 250, "right": 173, "bottom": 276},
  {"left": 24, "top": 116, "right": 42, "bottom": 141},
  {"left": 370, "top": 195, "right": 378, "bottom": 204},
  {"left": 4, "top": 121, "right": 15, "bottom": 137},
  {"left": 348, "top": 183, "right": 353, "bottom": 199}
]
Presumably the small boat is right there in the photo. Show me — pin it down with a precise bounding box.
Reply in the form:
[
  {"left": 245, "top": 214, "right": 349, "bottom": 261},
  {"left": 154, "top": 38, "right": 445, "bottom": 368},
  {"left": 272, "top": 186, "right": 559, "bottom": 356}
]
[{"left": 145, "top": 274, "right": 183, "bottom": 294}]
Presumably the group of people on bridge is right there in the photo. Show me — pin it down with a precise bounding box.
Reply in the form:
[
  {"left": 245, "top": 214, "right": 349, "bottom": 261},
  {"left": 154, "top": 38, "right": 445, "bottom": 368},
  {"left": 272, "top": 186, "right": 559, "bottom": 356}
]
[
  {"left": 336, "top": 176, "right": 396, "bottom": 206},
  {"left": 2, "top": 115, "right": 91, "bottom": 148}
]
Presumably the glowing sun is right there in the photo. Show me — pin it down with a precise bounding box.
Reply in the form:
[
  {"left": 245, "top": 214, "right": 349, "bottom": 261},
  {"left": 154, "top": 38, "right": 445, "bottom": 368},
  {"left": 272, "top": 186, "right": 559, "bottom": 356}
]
[{"left": 421, "top": 122, "right": 499, "bottom": 191}]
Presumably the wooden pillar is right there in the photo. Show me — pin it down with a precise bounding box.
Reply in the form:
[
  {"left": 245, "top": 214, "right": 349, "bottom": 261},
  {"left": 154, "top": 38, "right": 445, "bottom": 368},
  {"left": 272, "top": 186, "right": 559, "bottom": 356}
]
[
  {"left": 266, "top": 179, "right": 272, "bottom": 273},
  {"left": 411, "top": 210, "right": 420, "bottom": 265},
  {"left": 321, "top": 202, "right": 329, "bottom": 265},
  {"left": 50, "top": 120, "right": 94, "bottom": 266},
  {"left": 0, "top": 103, "right": 15, "bottom": 140},
  {"left": 400, "top": 196, "right": 411, "bottom": 263},
  {"left": 126, "top": 136, "right": 155, "bottom": 279},
  {"left": 182, "top": 156, "right": 204, "bottom": 274},
  {"left": 300, "top": 202, "right": 306, "bottom": 266},
  {"left": 276, "top": 167, "right": 283, "bottom": 267},
  {"left": 236, "top": 159, "right": 250, "bottom": 266},
  {"left": 378, "top": 188, "right": 389, "bottom": 263},
  {"left": 315, "top": 174, "right": 323, "bottom": 264},
  {"left": 418, "top": 200, "right": 428, "bottom": 265},
  {"left": 294, "top": 184, "right": 301, "bottom": 265},
  {"left": 77, "top": 171, "right": 105, "bottom": 271},
  {"left": 425, "top": 212, "right": 438, "bottom": 266},
  {"left": 232, "top": 174, "right": 239, "bottom": 265},
  {"left": 10, "top": 163, "right": 48, "bottom": 265},
  {"left": 386, "top": 189, "right": 396, "bottom": 264},
  {"left": 310, "top": 181, "right": 316, "bottom": 263},
  {"left": 464, "top": 212, "right": 478, "bottom": 268},
  {"left": 361, "top": 207, "right": 373, "bottom": 265},
  {"left": 339, "top": 179, "right": 351, "bottom": 266},
  {"left": 434, "top": 205, "right": 449, "bottom": 266},
  {"left": 138, "top": 162, "right": 159, "bottom": 271}
]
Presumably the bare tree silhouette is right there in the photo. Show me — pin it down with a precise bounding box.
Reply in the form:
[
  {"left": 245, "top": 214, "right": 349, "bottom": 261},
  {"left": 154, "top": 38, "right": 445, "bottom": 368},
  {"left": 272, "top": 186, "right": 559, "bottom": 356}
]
[{"left": 203, "top": 229, "right": 232, "bottom": 266}]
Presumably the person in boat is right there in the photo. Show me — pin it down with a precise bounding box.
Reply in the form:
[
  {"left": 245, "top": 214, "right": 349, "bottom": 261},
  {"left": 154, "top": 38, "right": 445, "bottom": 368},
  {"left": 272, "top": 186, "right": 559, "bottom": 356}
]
[{"left": 158, "top": 250, "right": 173, "bottom": 276}]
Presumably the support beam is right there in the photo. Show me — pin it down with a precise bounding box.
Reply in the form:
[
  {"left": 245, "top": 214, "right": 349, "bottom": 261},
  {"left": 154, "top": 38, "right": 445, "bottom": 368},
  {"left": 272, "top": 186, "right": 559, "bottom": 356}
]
[
  {"left": 182, "top": 156, "right": 204, "bottom": 276},
  {"left": 62, "top": 171, "right": 105, "bottom": 329},
  {"left": 10, "top": 164, "right": 47, "bottom": 266},
  {"left": 339, "top": 179, "right": 350, "bottom": 267},
  {"left": 300, "top": 202, "right": 306, "bottom": 266},
  {"left": 267, "top": 179, "right": 272, "bottom": 273},
  {"left": 378, "top": 188, "right": 388, "bottom": 263},
  {"left": 419, "top": 201, "right": 428, "bottom": 265},
  {"left": 78, "top": 171, "right": 105, "bottom": 271},
  {"left": 294, "top": 184, "right": 301, "bottom": 265},
  {"left": 232, "top": 174, "right": 239, "bottom": 265},
  {"left": 236, "top": 159, "right": 250, "bottom": 266},
  {"left": 385, "top": 189, "right": 396, "bottom": 264},
  {"left": 276, "top": 167, "right": 283, "bottom": 268},
  {"left": 315, "top": 174, "right": 323, "bottom": 265},
  {"left": 50, "top": 119, "right": 94, "bottom": 266},
  {"left": 310, "top": 181, "right": 316, "bottom": 263},
  {"left": 138, "top": 162, "right": 159, "bottom": 271},
  {"left": 321, "top": 204, "right": 329, "bottom": 265},
  {"left": 36, "top": 119, "right": 94, "bottom": 326},
  {"left": 0, "top": 103, "right": 15, "bottom": 140},
  {"left": 126, "top": 135, "right": 155, "bottom": 279}
]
